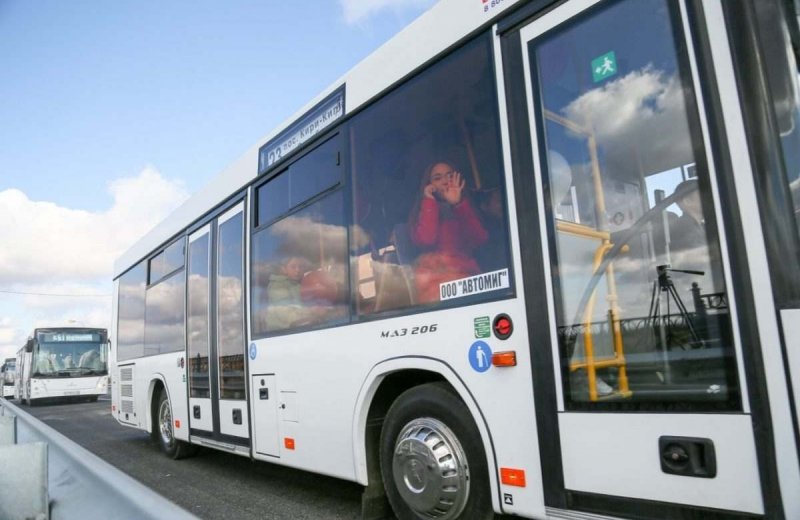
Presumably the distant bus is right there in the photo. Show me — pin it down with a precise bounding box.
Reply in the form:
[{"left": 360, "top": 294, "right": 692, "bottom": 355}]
[
  {"left": 1, "top": 358, "right": 15, "bottom": 398},
  {"left": 111, "top": 0, "right": 800, "bottom": 518},
  {"left": 16, "top": 328, "right": 109, "bottom": 405}
]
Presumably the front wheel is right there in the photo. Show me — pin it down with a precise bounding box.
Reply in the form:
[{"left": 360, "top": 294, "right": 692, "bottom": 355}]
[
  {"left": 154, "top": 390, "right": 196, "bottom": 459},
  {"left": 380, "top": 383, "right": 493, "bottom": 520}
]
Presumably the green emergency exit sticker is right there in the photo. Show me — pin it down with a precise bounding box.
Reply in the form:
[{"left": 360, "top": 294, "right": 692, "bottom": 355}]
[
  {"left": 592, "top": 51, "right": 617, "bottom": 83},
  {"left": 474, "top": 316, "right": 491, "bottom": 338}
]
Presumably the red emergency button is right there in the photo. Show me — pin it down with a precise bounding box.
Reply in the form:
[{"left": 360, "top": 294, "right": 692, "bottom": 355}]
[{"left": 493, "top": 314, "right": 513, "bottom": 340}]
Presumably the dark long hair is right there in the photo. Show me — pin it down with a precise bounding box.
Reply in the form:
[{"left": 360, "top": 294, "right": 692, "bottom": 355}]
[{"left": 407, "top": 160, "right": 460, "bottom": 231}]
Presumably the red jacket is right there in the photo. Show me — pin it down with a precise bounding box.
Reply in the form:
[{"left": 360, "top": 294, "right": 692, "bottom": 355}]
[{"left": 410, "top": 197, "right": 488, "bottom": 254}]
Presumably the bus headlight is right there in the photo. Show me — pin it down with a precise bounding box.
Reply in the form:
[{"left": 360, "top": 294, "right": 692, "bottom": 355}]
[{"left": 96, "top": 376, "right": 109, "bottom": 389}]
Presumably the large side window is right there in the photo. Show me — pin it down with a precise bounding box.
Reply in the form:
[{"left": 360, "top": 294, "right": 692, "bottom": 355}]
[
  {"left": 349, "top": 33, "right": 512, "bottom": 314},
  {"left": 117, "top": 262, "right": 146, "bottom": 362},
  {"left": 251, "top": 135, "right": 349, "bottom": 336},
  {"left": 187, "top": 232, "right": 210, "bottom": 398},
  {"left": 530, "top": 0, "right": 739, "bottom": 409},
  {"left": 218, "top": 211, "right": 245, "bottom": 399},
  {"left": 144, "top": 238, "right": 186, "bottom": 356}
]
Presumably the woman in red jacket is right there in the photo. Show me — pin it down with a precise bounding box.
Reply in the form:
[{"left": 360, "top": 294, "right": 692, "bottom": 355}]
[{"left": 408, "top": 161, "right": 488, "bottom": 303}]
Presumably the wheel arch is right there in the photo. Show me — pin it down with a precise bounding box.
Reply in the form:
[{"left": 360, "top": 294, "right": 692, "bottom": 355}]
[
  {"left": 352, "top": 356, "right": 500, "bottom": 512},
  {"left": 146, "top": 374, "right": 168, "bottom": 435}
]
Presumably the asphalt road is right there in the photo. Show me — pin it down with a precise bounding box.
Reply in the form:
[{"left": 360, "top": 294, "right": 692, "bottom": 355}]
[{"left": 23, "top": 397, "right": 365, "bottom": 520}]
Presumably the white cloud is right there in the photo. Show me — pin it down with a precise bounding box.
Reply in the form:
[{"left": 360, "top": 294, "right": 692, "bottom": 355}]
[
  {"left": 0, "top": 317, "right": 25, "bottom": 361},
  {"left": 562, "top": 67, "right": 694, "bottom": 180},
  {"left": 0, "top": 167, "right": 187, "bottom": 286},
  {"left": 0, "top": 167, "right": 189, "bottom": 358},
  {"left": 339, "top": 0, "right": 436, "bottom": 25}
]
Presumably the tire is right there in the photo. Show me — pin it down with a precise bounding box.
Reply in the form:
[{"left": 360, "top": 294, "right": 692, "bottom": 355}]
[
  {"left": 380, "top": 383, "right": 493, "bottom": 520},
  {"left": 88, "top": 395, "right": 99, "bottom": 403},
  {"left": 154, "top": 390, "right": 196, "bottom": 459}
]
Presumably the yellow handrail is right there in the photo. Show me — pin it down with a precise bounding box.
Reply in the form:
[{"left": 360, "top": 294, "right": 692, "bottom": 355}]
[{"left": 558, "top": 222, "right": 631, "bottom": 401}]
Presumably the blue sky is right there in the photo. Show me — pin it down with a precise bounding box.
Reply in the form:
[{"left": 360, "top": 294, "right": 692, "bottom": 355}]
[{"left": 0, "top": 0, "right": 436, "bottom": 358}]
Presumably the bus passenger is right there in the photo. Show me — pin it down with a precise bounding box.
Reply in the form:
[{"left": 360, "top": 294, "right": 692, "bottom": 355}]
[
  {"left": 265, "top": 256, "right": 307, "bottom": 331},
  {"left": 78, "top": 350, "right": 102, "bottom": 370},
  {"left": 670, "top": 179, "right": 705, "bottom": 253},
  {"left": 409, "top": 161, "right": 488, "bottom": 303}
]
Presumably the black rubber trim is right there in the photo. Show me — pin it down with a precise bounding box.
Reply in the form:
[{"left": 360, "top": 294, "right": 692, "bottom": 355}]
[
  {"left": 496, "top": 0, "right": 564, "bottom": 35},
  {"left": 189, "top": 428, "right": 250, "bottom": 448},
  {"left": 500, "top": 28, "right": 566, "bottom": 509},
  {"left": 566, "top": 490, "right": 761, "bottom": 520},
  {"left": 721, "top": 0, "right": 800, "bottom": 310},
  {"left": 708, "top": 1, "right": 797, "bottom": 517}
]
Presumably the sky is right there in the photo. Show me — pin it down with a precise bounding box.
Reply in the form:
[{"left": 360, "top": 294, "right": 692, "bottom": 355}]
[{"left": 0, "top": 0, "right": 437, "bottom": 361}]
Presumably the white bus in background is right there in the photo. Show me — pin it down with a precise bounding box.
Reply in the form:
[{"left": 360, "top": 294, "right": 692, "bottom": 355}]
[
  {"left": 1, "top": 358, "right": 15, "bottom": 398},
  {"left": 111, "top": 0, "right": 800, "bottom": 518},
  {"left": 16, "top": 328, "right": 109, "bottom": 405}
]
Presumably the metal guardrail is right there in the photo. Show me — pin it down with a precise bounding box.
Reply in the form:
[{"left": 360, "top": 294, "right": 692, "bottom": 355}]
[{"left": 0, "top": 398, "right": 197, "bottom": 520}]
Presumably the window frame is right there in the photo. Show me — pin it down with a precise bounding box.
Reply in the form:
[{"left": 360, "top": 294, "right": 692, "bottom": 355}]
[
  {"left": 147, "top": 237, "right": 186, "bottom": 287},
  {"left": 215, "top": 205, "right": 247, "bottom": 401},
  {"left": 250, "top": 129, "right": 350, "bottom": 340},
  {"left": 143, "top": 265, "right": 187, "bottom": 357},
  {"left": 115, "top": 260, "right": 147, "bottom": 362},
  {"left": 526, "top": 0, "right": 742, "bottom": 412}
]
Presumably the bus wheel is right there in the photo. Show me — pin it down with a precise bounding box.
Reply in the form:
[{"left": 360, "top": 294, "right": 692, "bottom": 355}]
[
  {"left": 380, "top": 383, "right": 492, "bottom": 520},
  {"left": 155, "top": 390, "right": 195, "bottom": 459}
]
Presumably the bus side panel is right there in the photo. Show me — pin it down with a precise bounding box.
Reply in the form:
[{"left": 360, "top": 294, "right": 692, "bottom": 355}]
[
  {"left": 137, "top": 353, "right": 189, "bottom": 442},
  {"left": 780, "top": 310, "right": 800, "bottom": 448}
]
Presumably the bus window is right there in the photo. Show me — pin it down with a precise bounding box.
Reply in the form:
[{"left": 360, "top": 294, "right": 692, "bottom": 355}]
[
  {"left": 530, "top": 0, "right": 739, "bottom": 409},
  {"left": 144, "top": 269, "right": 186, "bottom": 356},
  {"left": 188, "top": 233, "right": 211, "bottom": 398},
  {"left": 117, "top": 261, "right": 146, "bottom": 361},
  {"left": 350, "top": 33, "right": 511, "bottom": 314},
  {"left": 217, "top": 211, "right": 245, "bottom": 399},
  {"left": 149, "top": 238, "right": 185, "bottom": 285},
  {"left": 251, "top": 138, "right": 348, "bottom": 337}
]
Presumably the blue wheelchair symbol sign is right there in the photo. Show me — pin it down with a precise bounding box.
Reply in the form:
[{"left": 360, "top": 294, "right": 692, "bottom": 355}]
[
  {"left": 249, "top": 343, "right": 257, "bottom": 360},
  {"left": 469, "top": 341, "right": 492, "bottom": 373}
]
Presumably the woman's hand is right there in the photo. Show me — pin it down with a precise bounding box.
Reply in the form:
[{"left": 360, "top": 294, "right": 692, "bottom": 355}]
[
  {"left": 442, "top": 171, "right": 465, "bottom": 205},
  {"left": 424, "top": 183, "right": 437, "bottom": 199}
]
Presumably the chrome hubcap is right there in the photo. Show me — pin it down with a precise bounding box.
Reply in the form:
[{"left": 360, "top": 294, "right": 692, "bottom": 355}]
[
  {"left": 159, "top": 398, "right": 173, "bottom": 446},
  {"left": 392, "top": 418, "right": 469, "bottom": 520}
]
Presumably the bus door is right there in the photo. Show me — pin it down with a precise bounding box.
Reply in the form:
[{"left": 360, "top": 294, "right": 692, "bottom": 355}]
[
  {"left": 724, "top": 0, "right": 800, "bottom": 451},
  {"left": 510, "top": 0, "right": 766, "bottom": 516},
  {"left": 186, "top": 200, "right": 248, "bottom": 445}
]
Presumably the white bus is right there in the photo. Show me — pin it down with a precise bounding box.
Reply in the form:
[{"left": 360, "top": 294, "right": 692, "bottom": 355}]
[
  {"left": 16, "top": 328, "right": 109, "bottom": 405},
  {"left": 1, "top": 358, "right": 15, "bottom": 398},
  {"left": 110, "top": 0, "right": 800, "bottom": 518}
]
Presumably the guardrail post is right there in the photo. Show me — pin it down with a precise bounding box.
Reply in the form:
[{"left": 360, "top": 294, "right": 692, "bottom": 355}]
[
  {"left": 0, "top": 414, "right": 16, "bottom": 445},
  {"left": 0, "top": 441, "right": 49, "bottom": 520}
]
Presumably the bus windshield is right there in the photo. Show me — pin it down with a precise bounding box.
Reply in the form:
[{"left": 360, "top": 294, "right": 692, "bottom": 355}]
[{"left": 33, "top": 332, "right": 107, "bottom": 377}]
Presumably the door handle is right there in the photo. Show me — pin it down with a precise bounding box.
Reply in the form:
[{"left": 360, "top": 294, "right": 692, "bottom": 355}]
[
  {"left": 259, "top": 388, "right": 269, "bottom": 400},
  {"left": 659, "top": 436, "right": 716, "bottom": 478}
]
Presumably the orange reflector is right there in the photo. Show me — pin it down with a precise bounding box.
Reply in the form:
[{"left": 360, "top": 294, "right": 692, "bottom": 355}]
[
  {"left": 284, "top": 438, "right": 295, "bottom": 450},
  {"left": 501, "top": 468, "right": 526, "bottom": 487},
  {"left": 111, "top": 405, "right": 116, "bottom": 412},
  {"left": 174, "top": 419, "right": 181, "bottom": 429},
  {"left": 492, "top": 351, "right": 517, "bottom": 367}
]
